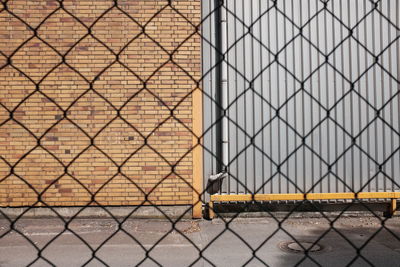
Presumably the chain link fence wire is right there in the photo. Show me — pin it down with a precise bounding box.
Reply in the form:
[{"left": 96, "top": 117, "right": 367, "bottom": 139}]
[{"left": 0, "top": 0, "right": 399, "bottom": 266}]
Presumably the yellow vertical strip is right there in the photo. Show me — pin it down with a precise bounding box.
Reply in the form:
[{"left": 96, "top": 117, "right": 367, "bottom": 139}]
[
  {"left": 209, "top": 201, "right": 215, "bottom": 219},
  {"left": 192, "top": 88, "right": 203, "bottom": 218},
  {"left": 390, "top": 199, "right": 397, "bottom": 216}
]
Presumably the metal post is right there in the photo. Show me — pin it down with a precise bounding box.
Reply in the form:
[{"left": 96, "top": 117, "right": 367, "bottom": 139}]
[
  {"left": 206, "top": 0, "right": 228, "bottom": 195},
  {"left": 214, "top": 0, "right": 223, "bottom": 174},
  {"left": 214, "top": 0, "right": 228, "bottom": 173},
  {"left": 220, "top": 1, "right": 229, "bottom": 174}
]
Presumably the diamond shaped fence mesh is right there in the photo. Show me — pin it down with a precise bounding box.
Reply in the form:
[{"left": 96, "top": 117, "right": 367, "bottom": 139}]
[{"left": 0, "top": 0, "right": 399, "bottom": 266}]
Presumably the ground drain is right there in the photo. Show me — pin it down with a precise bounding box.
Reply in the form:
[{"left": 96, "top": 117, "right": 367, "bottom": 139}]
[{"left": 278, "top": 241, "right": 325, "bottom": 254}]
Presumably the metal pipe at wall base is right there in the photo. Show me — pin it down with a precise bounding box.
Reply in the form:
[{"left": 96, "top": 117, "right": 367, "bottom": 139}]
[
  {"left": 210, "top": 192, "right": 400, "bottom": 202},
  {"left": 207, "top": 202, "right": 397, "bottom": 219},
  {"left": 207, "top": 192, "right": 400, "bottom": 219}
]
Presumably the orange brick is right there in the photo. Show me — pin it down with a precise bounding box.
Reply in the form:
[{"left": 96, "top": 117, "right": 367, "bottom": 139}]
[{"left": 0, "top": 0, "right": 200, "bottom": 207}]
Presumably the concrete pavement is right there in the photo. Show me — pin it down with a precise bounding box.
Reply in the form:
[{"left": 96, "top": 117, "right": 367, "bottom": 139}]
[{"left": 0, "top": 214, "right": 399, "bottom": 266}]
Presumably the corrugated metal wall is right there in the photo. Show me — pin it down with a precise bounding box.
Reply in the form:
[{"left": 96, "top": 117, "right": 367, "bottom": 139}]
[{"left": 202, "top": 0, "right": 400, "bottom": 199}]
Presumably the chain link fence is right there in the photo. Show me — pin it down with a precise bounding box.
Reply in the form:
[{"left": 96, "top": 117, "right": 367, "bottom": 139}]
[{"left": 0, "top": 0, "right": 399, "bottom": 266}]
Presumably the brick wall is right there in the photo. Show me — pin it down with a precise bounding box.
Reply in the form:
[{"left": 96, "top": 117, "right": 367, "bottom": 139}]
[{"left": 0, "top": 0, "right": 201, "bottom": 207}]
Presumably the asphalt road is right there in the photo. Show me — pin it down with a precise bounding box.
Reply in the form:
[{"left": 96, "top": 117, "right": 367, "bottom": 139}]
[{"left": 0, "top": 214, "right": 399, "bottom": 266}]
